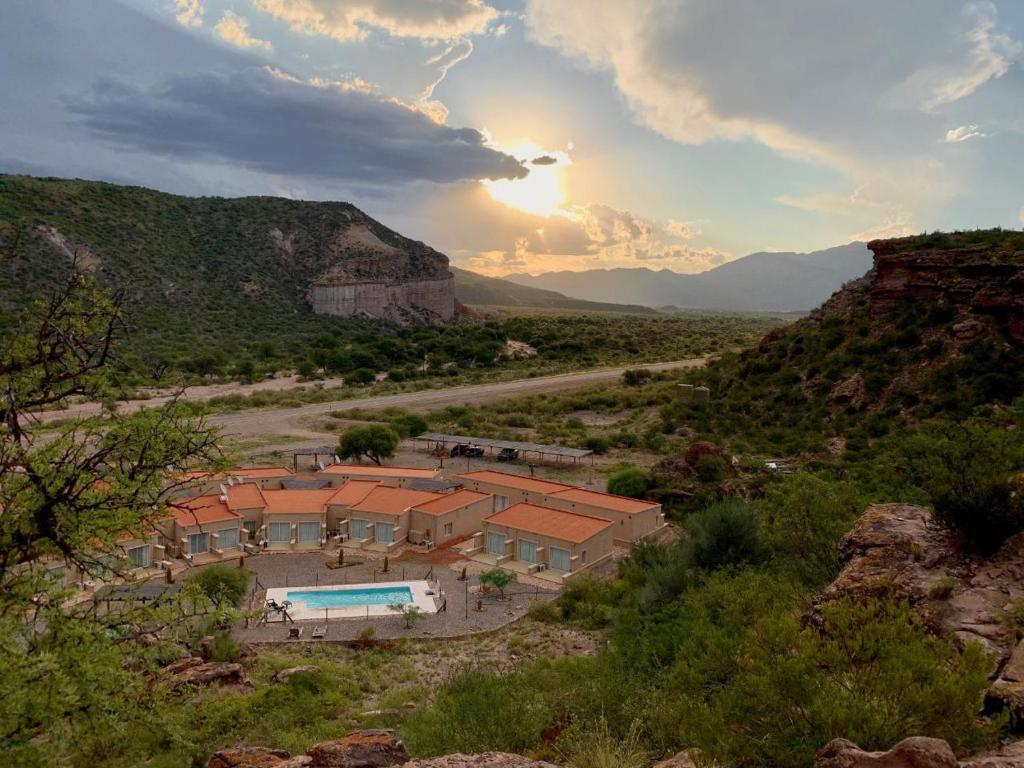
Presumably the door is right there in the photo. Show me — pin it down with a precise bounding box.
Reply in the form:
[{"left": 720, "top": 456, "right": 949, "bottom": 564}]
[
  {"left": 268, "top": 522, "right": 290, "bottom": 543},
  {"left": 486, "top": 531, "right": 506, "bottom": 556},
  {"left": 350, "top": 519, "right": 368, "bottom": 539},
  {"left": 549, "top": 546, "right": 571, "bottom": 572},
  {"left": 298, "top": 521, "right": 320, "bottom": 543},
  {"left": 187, "top": 532, "right": 209, "bottom": 555},
  {"left": 127, "top": 545, "right": 150, "bottom": 568},
  {"left": 375, "top": 522, "right": 394, "bottom": 544},
  {"left": 219, "top": 528, "right": 239, "bottom": 550},
  {"left": 517, "top": 539, "right": 538, "bottom": 564}
]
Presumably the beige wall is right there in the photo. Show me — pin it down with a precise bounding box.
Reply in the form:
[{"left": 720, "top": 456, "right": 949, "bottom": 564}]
[
  {"left": 157, "top": 518, "right": 243, "bottom": 558},
  {"left": 479, "top": 519, "right": 614, "bottom": 577},
  {"left": 457, "top": 478, "right": 549, "bottom": 508},
  {"left": 539, "top": 497, "right": 662, "bottom": 544},
  {"left": 409, "top": 496, "right": 494, "bottom": 546},
  {"left": 345, "top": 510, "right": 407, "bottom": 548},
  {"left": 318, "top": 470, "right": 437, "bottom": 489}
]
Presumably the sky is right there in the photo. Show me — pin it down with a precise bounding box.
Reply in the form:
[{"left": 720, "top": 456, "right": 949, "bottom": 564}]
[{"left": 2, "top": 1, "right": 1023, "bottom": 277}]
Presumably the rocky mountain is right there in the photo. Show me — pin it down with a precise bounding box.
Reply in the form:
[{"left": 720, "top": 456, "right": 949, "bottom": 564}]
[
  {"left": 505, "top": 242, "right": 873, "bottom": 311},
  {"left": 450, "top": 267, "right": 658, "bottom": 314}
]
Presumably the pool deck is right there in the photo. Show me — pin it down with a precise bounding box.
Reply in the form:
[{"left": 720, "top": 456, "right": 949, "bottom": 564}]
[{"left": 265, "top": 580, "right": 439, "bottom": 622}]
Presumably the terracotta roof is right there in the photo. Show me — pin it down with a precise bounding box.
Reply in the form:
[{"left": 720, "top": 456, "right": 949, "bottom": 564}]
[
  {"left": 230, "top": 466, "right": 294, "bottom": 479},
  {"left": 225, "top": 482, "right": 266, "bottom": 511},
  {"left": 350, "top": 486, "right": 441, "bottom": 516},
  {"left": 260, "top": 489, "right": 335, "bottom": 515},
  {"left": 320, "top": 464, "right": 440, "bottom": 479},
  {"left": 412, "top": 489, "right": 489, "bottom": 516},
  {"left": 327, "top": 480, "right": 380, "bottom": 507},
  {"left": 455, "top": 470, "right": 572, "bottom": 494},
  {"left": 484, "top": 503, "right": 611, "bottom": 544},
  {"left": 169, "top": 495, "right": 240, "bottom": 526},
  {"left": 548, "top": 487, "right": 659, "bottom": 514}
]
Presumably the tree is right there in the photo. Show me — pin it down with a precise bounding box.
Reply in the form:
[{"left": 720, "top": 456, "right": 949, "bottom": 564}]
[
  {"left": 390, "top": 603, "right": 423, "bottom": 629},
  {"left": 0, "top": 275, "right": 222, "bottom": 763},
  {"left": 190, "top": 564, "right": 251, "bottom": 607},
  {"left": 607, "top": 467, "right": 648, "bottom": 499},
  {"left": 686, "top": 500, "right": 767, "bottom": 571},
  {"left": 338, "top": 424, "right": 400, "bottom": 465},
  {"left": 479, "top": 568, "right": 517, "bottom": 599}
]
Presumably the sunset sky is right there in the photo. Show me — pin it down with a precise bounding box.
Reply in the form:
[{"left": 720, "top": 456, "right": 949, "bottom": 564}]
[{"left": 3, "top": 1, "right": 1023, "bottom": 275}]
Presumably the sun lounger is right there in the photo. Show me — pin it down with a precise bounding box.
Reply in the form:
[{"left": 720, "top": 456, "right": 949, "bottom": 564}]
[{"left": 312, "top": 625, "right": 326, "bottom": 639}]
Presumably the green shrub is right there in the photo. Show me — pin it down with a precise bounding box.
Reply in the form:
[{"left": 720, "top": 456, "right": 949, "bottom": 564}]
[
  {"left": 208, "top": 631, "right": 241, "bottom": 662},
  {"left": 694, "top": 453, "right": 728, "bottom": 482},
  {"left": 584, "top": 436, "right": 611, "bottom": 454},
  {"left": 338, "top": 424, "right": 400, "bottom": 465},
  {"left": 687, "top": 500, "right": 766, "bottom": 571},
  {"left": 602, "top": 467, "right": 647, "bottom": 500},
  {"left": 190, "top": 565, "right": 250, "bottom": 606}
]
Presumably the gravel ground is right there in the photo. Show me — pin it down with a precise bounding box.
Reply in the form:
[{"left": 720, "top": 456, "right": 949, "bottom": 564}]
[{"left": 237, "top": 550, "right": 560, "bottom": 643}]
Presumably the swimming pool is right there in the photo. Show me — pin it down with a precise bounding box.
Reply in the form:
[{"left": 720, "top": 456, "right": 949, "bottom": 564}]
[
  {"left": 264, "top": 580, "right": 438, "bottom": 621},
  {"left": 286, "top": 585, "right": 412, "bottom": 609}
]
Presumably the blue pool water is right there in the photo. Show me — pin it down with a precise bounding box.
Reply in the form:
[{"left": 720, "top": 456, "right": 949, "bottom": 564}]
[{"left": 286, "top": 586, "right": 413, "bottom": 609}]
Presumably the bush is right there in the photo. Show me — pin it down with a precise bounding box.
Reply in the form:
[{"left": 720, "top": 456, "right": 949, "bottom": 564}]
[
  {"left": 190, "top": 565, "right": 250, "bottom": 606},
  {"left": 391, "top": 413, "right": 428, "bottom": 438},
  {"left": 479, "top": 568, "right": 517, "bottom": 599},
  {"left": 687, "top": 500, "right": 766, "bottom": 571},
  {"left": 622, "top": 368, "right": 654, "bottom": 386},
  {"left": 607, "top": 467, "right": 648, "bottom": 499},
  {"left": 694, "top": 453, "right": 728, "bottom": 482},
  {"left": 347, "top": 367, "right": 376, "bottom": 385},
  {"left": 208, "top": 631, "right": 241, "bottom": 662},
  {"left": 584, "top": 436, "right": 611, "bottom": 454}
]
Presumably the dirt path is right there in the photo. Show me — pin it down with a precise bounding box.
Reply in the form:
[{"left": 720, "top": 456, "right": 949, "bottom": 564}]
[{"left": 208, "top": 359, "right": 706, "bottom": 443}]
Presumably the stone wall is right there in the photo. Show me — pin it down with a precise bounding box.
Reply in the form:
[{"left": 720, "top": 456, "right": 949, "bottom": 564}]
[{"left": 308, "top": 275, "right": 455, "bottom": 323}]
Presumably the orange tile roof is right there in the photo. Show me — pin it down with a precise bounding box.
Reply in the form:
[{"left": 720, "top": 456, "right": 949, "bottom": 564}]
[
  {"left": 484, "top": 503, "right": 611, "bottom": 544},
  {"left": 261, "top": 489, "right": 335, "bottom": 515},
  {"left": 412, "top": 489, "right": 489, "bottom": 516},
  {"left": 327, "top": 480, "right": 380, "bottom": 506},
  {"left": 169, "top": 495, "right": 241, "bottom": 526},
  {"left": 456, "top": 470, "right": 572, "bottom": 494},
  {"left": 548, "top": 487, "right": 659, "bottom": 514},
  {"left": 321, "top": 464, "right": 440, "bottom": 479},
  {"left": 225, "top": 482, "right": 266, "bottom": 510},
  {"left": 350, "top": 486, "right": 441, "bottom": 516},
  {"left": 230, "top": 466, "right": 294, "bottom": 479}
]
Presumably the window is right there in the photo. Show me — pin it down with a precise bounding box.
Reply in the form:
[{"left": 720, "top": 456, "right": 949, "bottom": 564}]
[
  {"left": 494, "top": 495, "right": 509, "bottom": 512},
  {"left": 549, "top": 546, "right": 570, "bottom": 572},
  {"left": 268, "top": 522, "right": 291, "bottom": 543},
  {"left": 517, "top": 539, "right": 538, "bottom": 564},
  {"left": 486, "top": 531, "right": 506, "bottom": 555},
  {"left": 219, "top": 528, "right": 239, "bottom": 550},
  {"left": 443, "top": 522, "right": 453, "bottom": 538},
  {"left": 187, "top": 533, "right": 210, "bottom": 555},
  {"left": 298, "top": 521, "right": 320, "bottom": 543},
  {"left": 581, "top": 549, "right": 588, "bottom": 564},
  {"left": 127, "top": 545, "right": 150, "bottom": 568},
  {"left": 374, "top": 522, "right": 394, "bottom": 544},
  {"left": 350, "top": 518, "right": 368, "bottom": 539},
  {"left": 243, "top": 520, "right": 258, "bottom": 538}
]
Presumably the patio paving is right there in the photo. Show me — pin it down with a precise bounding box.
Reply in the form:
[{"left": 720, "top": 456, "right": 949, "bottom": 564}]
[{"left": 235, "top": 549, "right": 561, "bottom": 643}]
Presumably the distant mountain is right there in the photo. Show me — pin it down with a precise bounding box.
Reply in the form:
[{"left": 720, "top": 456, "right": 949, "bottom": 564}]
[
  {"left": 451, "top": 267, "right": 658, "bottom": 314},
  {"left": 504, "top": 243, "right": 874, "bottom": 311}
]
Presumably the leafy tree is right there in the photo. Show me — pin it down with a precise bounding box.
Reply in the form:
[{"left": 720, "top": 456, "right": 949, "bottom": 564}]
[
  {"left": 0, "top": 275, "right": 221, "bottom": 764},
  {"left": 479, "top": 568, "right": 516, "bottom": 599},
  {"left": 190, "top": 564, "right": 251, "bottom": 607},
  {"left": 390, "top": 603, "right": 423, "bottom": 629},
  {"left": 686, "top": 500, "right": 767, "bottom": 571},
  {"left": 338, "top": 424, "right": 400, "bottom": 465},
  {"left": 348, "top": 367, "right": 376, "bottom": 385},
  {"left": 891, "top": 419, "right": 1024, "bottom": 553},
  {"left": 607, "top": 467, "right": 648, "bottom": 499},
  {"left": 391, "top": 413, "right": 428, "bottom": 438}
]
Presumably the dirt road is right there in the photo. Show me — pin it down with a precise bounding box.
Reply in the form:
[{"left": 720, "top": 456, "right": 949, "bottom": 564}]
[{"left": 209, "top": 359, "right": 706, "bottom": 442}]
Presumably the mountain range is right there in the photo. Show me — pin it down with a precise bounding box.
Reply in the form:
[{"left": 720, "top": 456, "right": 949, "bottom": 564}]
[{"left": 503, "top": 243, "right": 873, "bottom": 311}]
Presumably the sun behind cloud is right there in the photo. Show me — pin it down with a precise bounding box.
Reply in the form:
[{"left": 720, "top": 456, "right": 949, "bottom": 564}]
[{"left": 482, "top": 138, "right": 570, "bottom": 218}]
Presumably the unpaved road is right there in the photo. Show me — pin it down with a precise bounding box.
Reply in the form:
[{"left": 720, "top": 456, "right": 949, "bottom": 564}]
[{"left": 209, "top": 359, "right": 706, "bottom": 442}]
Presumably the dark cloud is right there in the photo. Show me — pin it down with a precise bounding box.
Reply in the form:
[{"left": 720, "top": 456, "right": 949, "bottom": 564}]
[
  {"left": 68, "top": 67, "right": 528, "bottom": 185},
  {"left": 531, "top": 155, "right": 558, "bottom": 165}
]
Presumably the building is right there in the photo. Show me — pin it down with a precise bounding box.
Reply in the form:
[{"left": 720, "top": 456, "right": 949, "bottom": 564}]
[
  {"left": 455, "top": 470, "right": 664, "bottom": 544},
  {"left": 472, "top": 502, "right": 614, "bottom": 580},
  {"left": 158, "top": 494, "right": 244, "bottom": 563},
  {"left": 343, "top": 486, "right": 444, "bottom": 550},
  {"left": 408, "top": 489, "right": 493, "bottom": 547},
  {"left": 317, "top": 463, "right": 442, "bottom": 488},
  {"left": 259, "top": 489, "right": 334, "bottom": 551},
  {"left": 175, "top": 466, "right": 294, "bottom": 494}
]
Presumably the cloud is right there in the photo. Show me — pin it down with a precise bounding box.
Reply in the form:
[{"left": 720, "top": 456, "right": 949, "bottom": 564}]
[
  {"left": 174, "top": 0, "right": 204, "bottom": 28},
  {"left": 416, "top": 37, "right": 474, "bottom": 123},
  {"left": 531, "top": 155, "right": 558, "bottom": 165},
  {"left": 215, "top": 11, "right": 274, "bottom": 52},
  {"left": 68, "top": 67, "right": 528, "bottom": 185},
  {"left": 945, "top": 124, "right": 986, "bottom": 143},
  {"left": 252, "top": 0, "right": 500, "bottom": 42}
]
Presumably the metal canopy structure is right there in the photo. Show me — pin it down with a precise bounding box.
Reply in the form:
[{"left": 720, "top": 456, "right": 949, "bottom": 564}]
[
  {"left": 289, "top": 445, "right": 338, "bottom": 472},
  {"left": 414, "top": 432, "right": 593, "bottom": 463}
]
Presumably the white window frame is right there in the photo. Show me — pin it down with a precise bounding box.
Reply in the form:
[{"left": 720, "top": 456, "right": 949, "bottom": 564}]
[
  {"left": 443, "top": 521, "right": 454, "bottom": 538},
  {"left": 219, "top": 528, "right": 239, "bottom": 550},
  {"left": 374, "top": 521, "right": 395, "bottom": 544},
  {"left": 517, "top": 538, "right": 538, "bottom": 564},
  {"left": 297, "top": 521, "right": 320, "bottom": 543},
  {"left": 187, "top": 532, "right": 209, "bottom": 556},
  {"left": 268, "top": 522, "right": 291, "bottom": 543},
  {"left": 350, "top": 518, "right": 369, "bottom": 540},
  {"left": 486, "top": 531, "right": 505, "bottom": 556},
  {"left": 127, "top": 545, "right": 150, "bottom": 568},
  {"left": 549, "top": 546, "right": 571, "bottom": 572}
]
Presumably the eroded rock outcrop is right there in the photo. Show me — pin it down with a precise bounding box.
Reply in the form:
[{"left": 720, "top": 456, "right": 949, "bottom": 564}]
[
  {"left": 400, "top": 755, "right": 562, "bottom": 767},
  {"left": 306, "top": 730, "right": 410, "bottom": 767},
  {"left": 814, "top": 737, "right": 1024, "bottom": 768}
]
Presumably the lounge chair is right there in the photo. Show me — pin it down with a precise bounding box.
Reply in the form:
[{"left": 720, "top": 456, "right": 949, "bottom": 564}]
[{"left": 312, "top": 625, "right": 326, "bottom": 640}]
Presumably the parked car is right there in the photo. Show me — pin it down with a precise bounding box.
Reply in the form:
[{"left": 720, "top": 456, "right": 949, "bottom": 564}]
[
  {"left": 496, "top": 448, "right": 520, "bottom": 462},
  {"left": 450, "top": 443, "right": 484, "bottom": 458}
]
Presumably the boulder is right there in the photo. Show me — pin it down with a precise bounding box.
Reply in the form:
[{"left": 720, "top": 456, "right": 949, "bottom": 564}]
[
  {"left": 209, "top": 746, "right": 292, "bottom": 768},
  {"left": 306, "top": 730, "right": 410, "bottom": 767},
  {"left": 399, "top": 755, "right": 561, "bottom": 767},
  {"left": 1000, "top": 641, "right": 1024, "bottom": 683},
  {"left": 961, "top": 740, "right": 1024, "bottom": 767},
  {"left": 814, "top": 736, "right": 958, "bottom": 767},
  {"left": 684, "top": 441, "right": 727, "bottom": 468},
  {"left": 652, "top": 750, "right": 701, "bottom": 767},
  {"left": 829, "top": 374, "right": 866, "bottom": 410},
  {"left": 273, "top": 665, "right": 320, "bottom": 683},
  {"left": 171, "top": 660, "right": 247, "bottom": 690},
  {"left": 983, "top": 680, "right": 1024, "bottom": 730}
]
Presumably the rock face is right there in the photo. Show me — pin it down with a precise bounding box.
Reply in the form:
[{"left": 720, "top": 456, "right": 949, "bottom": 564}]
[
  {"left": 867, "top": 235, "right": 1024, "bottom": 342},
  {"left": 306, "top": 730, "right": 410, "bottom": 767},
  {"left": 400, "top": 755, "right": 562, "bottom": 767},
  {"left": 305, "top": 223, "right": 455, "bottom": 324},
  {"left": 814, "top": 738, "right": 1024, "bottom": 768},
  {"left": 165, "top": 656, "right": 248, "bottom": 689},
  {"left": 209, "top": 747, "right": 294, "bottom": 768}
]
